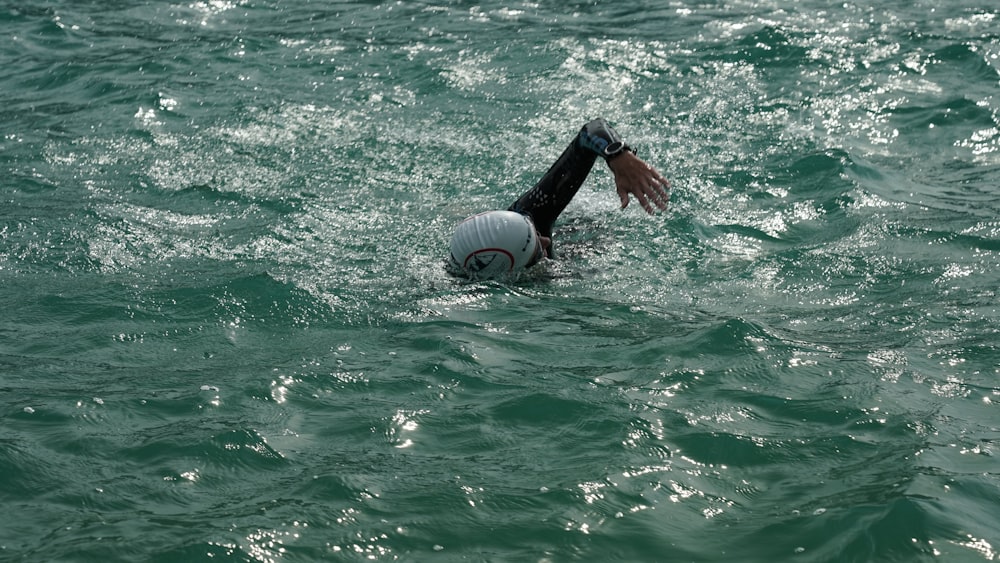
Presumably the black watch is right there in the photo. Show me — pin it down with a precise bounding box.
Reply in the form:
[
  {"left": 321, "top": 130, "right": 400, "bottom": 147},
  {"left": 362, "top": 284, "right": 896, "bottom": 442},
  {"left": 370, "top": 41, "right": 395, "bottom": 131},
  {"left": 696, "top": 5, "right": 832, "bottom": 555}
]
[{"left": 602, "top": 141, "right": 632, "bottom": 160}]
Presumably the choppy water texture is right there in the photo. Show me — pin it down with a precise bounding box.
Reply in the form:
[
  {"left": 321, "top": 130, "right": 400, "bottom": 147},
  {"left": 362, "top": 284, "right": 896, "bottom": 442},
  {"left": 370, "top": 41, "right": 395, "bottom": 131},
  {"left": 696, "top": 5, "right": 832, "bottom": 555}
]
[{"left": 2, "top": 1, "right": 1000, "bottom": 561}]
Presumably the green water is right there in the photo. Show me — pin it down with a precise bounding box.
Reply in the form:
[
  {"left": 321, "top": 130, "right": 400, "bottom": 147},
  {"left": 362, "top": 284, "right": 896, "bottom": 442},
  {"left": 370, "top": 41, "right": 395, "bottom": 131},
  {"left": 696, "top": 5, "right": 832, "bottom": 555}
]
[{"left": 2, "top": 1, "right": 999, "bottom": 561}]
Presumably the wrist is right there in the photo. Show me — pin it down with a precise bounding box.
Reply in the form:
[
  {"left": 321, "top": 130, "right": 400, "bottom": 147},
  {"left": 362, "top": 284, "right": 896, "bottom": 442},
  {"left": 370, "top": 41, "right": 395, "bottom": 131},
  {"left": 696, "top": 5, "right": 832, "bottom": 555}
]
[
  {"left": 601, "top": 141, "right": 633, "bottom": 161},
  {"left": 605, "top": 147, "right": 638, "bottom": 172}
]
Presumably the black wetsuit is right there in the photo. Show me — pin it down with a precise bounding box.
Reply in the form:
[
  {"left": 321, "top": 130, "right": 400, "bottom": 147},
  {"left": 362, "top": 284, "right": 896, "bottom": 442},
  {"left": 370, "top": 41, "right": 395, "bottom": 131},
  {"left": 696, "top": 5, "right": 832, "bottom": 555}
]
[{"left": 507, "top": 118, "right": 628, "bottom": 257}]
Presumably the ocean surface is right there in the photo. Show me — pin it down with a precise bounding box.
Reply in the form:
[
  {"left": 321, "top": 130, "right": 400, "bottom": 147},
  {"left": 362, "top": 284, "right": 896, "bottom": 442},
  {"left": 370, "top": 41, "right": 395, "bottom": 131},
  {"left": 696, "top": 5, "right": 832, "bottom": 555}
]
[{"left": 2, "top": 1, "right": 999, "bottom": 561}]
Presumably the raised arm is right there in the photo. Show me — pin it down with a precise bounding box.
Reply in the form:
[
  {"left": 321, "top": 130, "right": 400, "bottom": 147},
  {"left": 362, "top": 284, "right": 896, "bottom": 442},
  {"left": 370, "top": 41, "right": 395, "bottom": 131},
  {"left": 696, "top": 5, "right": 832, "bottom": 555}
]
[{"left": 508, "top": 118, "right": 669, "bottom": 241}]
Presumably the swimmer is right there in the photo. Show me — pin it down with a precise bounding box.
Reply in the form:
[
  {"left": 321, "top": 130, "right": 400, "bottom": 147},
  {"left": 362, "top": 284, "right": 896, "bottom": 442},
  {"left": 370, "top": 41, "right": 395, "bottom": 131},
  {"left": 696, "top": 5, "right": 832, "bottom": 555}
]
[{"left": 448, "top": 118, "right": 670, "bottom": 279}]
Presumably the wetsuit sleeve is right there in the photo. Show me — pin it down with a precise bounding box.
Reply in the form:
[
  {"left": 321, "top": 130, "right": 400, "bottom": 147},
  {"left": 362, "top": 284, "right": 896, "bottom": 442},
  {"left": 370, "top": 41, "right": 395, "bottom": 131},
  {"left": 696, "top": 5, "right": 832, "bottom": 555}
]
[{"left": 507, "top": 119, "right": 625, "bottom": 248}]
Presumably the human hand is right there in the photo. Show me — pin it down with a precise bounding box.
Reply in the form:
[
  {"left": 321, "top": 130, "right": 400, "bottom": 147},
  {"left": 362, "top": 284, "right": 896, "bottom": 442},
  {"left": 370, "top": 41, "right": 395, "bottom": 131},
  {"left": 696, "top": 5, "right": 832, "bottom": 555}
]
[{"left": 606, "top": 151, "right": 670, "bottom": 214}]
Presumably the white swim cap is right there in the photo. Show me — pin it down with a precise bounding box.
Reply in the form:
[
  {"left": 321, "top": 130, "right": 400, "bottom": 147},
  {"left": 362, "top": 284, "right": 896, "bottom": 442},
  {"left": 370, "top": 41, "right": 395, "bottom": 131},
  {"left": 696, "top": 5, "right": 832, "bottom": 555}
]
[{"left": 449, "top": 210, "right": 541, "bottom": 279}]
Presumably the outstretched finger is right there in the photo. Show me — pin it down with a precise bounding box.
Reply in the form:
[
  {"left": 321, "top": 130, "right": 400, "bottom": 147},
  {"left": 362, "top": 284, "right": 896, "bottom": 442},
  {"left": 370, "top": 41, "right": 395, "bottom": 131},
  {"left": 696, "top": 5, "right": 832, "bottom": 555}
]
[
  {"left": 617, "top": 185, "right": 630, "bottom": 209},
  {"left": 650, "top": 170, "right": 670, "bottom": 197},
  {"left": 646, "top": 183, "right": 669, "bottom": 210},
  {"left": 634, "top": 189, "right": 653, "bottom": 214}
]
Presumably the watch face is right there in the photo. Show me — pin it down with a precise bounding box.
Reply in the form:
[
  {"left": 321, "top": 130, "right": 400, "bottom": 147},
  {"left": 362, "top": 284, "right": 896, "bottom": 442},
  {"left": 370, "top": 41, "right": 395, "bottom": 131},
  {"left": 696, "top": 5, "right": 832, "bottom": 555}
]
[{"left": 604, "top": 141, "right": 624, "bottom": 156}]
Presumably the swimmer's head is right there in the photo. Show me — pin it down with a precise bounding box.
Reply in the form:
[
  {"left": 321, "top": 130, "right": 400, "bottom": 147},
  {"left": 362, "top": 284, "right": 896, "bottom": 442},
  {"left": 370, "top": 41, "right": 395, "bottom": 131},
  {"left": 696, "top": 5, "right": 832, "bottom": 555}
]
[{"left": 448, "top": 210, "right": 544, "bottom": 279}]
